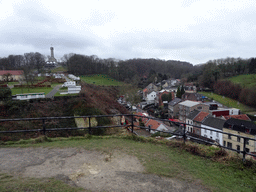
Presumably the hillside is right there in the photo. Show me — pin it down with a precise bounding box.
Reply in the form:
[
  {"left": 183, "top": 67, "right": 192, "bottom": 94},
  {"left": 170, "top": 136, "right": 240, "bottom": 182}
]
[
  {"left": 228, "top": 74, "right": 256, "bottom": 89},
  {"left": 0, "top": 83, "right": 129, "bottom": 141},
  {"left": 80, "top": 74, "right": 124, "bottom": 86}
]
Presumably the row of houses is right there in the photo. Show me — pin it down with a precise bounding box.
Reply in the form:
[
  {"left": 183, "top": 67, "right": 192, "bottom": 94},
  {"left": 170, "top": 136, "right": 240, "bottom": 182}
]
[
  {"left": 141, "top": 82, "right": 256, "bottom": 153},
  {"left": 179, "top": 100, "right": 256, "bottom": 153}
]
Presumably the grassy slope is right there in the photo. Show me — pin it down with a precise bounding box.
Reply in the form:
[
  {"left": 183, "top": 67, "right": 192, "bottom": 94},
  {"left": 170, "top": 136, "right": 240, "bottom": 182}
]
[
  {"left": 11, "top": 87, "right": 53, "bottom": 95},
  {"left": 80, "top": 74, "right": 124, "bottom": 86},
  {"left": 50, "top": 66, "right": 68, "bottom": 73},
  {"left": 199, "top": 92, "right": 255, "bottom": 113},
  {"left": 2, "top": 136, "right": 256, "bottom": 192},
  {"left": 0, "top": 173, "right": 84, "bottom": 192},
  {"left": 228, "top": 74, "right": 256, "bottom": 89}
]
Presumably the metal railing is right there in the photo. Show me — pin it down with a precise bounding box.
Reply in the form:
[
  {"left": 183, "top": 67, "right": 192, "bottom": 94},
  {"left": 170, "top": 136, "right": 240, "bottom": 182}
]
[{"left": 0, "top": 114, "right": 256, "bottom": 162}]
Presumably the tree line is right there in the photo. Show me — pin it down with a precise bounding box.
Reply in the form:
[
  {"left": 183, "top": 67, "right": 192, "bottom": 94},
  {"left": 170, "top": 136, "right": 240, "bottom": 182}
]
[
  {"left": 187, "top": 57, "right": 256, "bottom": 89},
  {"left": 64, "top": 54, "right": 196, "bottom": 87},
  {"left": 214, "top": 80, "right": 256, "bottom": 107}
]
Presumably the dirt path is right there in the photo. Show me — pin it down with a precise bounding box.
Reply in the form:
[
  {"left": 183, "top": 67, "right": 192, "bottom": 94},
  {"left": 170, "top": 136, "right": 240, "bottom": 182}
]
[{"left": 0, "top": 147, "right": 210, "bottom": 192}]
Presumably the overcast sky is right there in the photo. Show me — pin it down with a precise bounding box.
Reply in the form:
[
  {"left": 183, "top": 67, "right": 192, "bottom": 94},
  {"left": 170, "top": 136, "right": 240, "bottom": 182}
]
[{"left": 0, "top": 0, "right": 256, "bottom": 65}]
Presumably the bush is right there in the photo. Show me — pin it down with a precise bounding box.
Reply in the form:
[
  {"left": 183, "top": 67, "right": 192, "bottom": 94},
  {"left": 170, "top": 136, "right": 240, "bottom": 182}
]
[{"left": 0, "top": 87, "right": 12, "bottom": 101}]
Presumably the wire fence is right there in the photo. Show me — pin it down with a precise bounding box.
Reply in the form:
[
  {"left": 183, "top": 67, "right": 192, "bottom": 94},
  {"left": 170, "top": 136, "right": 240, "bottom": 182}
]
[{"left": 0, "top": 114, "right": 255, "bottom": 162}]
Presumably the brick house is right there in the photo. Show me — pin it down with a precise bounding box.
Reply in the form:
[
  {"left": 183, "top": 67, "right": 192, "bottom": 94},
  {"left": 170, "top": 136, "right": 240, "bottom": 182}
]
[{"left": 178, "top": 100, "right": 209, "bottom": 122}]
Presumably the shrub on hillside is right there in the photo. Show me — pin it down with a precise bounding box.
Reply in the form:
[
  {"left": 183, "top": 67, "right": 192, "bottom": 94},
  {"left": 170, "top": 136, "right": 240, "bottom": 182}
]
[
  {"left": 214, "top": 80, "right": 256, "bottom": 107},
  {"left": 0, "top": 87, "right": 12, "bottom": 101}
]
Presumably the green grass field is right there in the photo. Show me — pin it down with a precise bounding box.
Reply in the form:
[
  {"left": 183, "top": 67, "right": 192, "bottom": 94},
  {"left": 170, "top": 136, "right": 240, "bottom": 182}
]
[
  {"left": 11, "top": 87, "right": 53, "bottom": 95},
  {"left": 228, "top": 74, "right": 256, "bottom": 89},
  {"left": 2, "top": 136, "right": 256, "bottom": 192},
  {"left": 50, "top": 66, "right": 68, "bottom": 73},
  {"left": 6, "top": 82, "right": 19, "bottom": 86},
  {"left": 199, "top": 92, "right": 255, "bottom": 113},
  {"left": 80, "top": 74, "right": 124, "bottom": 86}
]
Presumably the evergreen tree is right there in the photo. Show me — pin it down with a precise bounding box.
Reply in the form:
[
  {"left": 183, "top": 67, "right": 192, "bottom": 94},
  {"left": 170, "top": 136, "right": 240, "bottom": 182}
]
[
  {"left": 176, "top": 86, "right": 181, "bottom": 98},
  {"left": 181, "top": 85, "right": 185, "bottom": 96}
]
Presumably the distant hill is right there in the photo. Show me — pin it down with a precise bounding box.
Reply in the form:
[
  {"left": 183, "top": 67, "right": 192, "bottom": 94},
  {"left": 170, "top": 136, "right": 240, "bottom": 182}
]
[{"left": 228, "top": 74, "right": 256, "bottom": 89}]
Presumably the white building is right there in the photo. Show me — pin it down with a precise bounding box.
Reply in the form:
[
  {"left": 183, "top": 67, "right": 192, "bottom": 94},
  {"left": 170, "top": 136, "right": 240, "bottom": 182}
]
[
  {"left": 229, "top": 108, "right": 240, "bottom": 115},
  {"left": 68, "top": 86, "right": 81, "bottom": 94},
  {"left": 186, "top": 110, "right": 200, "bottom": 133},
  {"left": 146, "top": 91, "right": 157, "bottom": 104},
  {"left": 201, "top": 116, "right": 225, "bottom": 145},
  {"left": 13, "top": 93, "right": 45, "bottom": 100},
  {"left": 60, "top": 86, "right": 81, "bottom": 95}
]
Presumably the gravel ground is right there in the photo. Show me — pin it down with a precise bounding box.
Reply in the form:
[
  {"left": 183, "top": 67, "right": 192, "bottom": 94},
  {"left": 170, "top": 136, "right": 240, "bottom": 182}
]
[{"left": 0, "top": 147, "right": 210, "bottom": 192}]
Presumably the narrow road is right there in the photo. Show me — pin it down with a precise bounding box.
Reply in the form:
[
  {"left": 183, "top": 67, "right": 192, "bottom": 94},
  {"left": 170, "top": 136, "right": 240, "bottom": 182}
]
[{"left": 46, "top": 85, "right": 61, "bottom": 98}]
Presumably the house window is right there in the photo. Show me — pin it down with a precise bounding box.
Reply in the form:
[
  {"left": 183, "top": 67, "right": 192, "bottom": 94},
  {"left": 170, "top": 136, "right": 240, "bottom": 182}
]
[
  {"left": 210, "top": 136, "right": 212, "bottom": 139},
  {"left": 245, "top": 148, "right": 250, "bottom": 153},
  {"left": 228, "top": 134, "right": 231, "bottom": 139},
  {"left": 237, "top": 145, "right": 240, "bottom": 152},
  {"left": 216, "top": 132, "right": 219, "bottom": 138},
  {"left": 227, "top": 142, "right": 232, "bottom": 149},
  {"left": 223, "top": 141, "right": 226, "bottom": 147},
  {"left": 204, "top": 129, "right": 207, "bottom": 133},
  {"left": 237, "top": 137, "right": 240, "bottom": 142},
  {"left": 190, "top": 128, "right": 193, "bottom": 132}
]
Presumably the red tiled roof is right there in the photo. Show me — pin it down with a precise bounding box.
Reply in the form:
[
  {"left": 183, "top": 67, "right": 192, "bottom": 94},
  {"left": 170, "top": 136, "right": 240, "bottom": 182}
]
[
  {"left": 134, "top": 112, "right": 148, "bottom": 123},
  {"left": 0, "top": 70, "right": 24, "bottom": 75},
  {"left": 145, "top": 119, "right": 161, "bottom": 130},
  {"left": 0, "top": 70, "right": 23, "bottom": 75},
  {"left": 143, "top": 88, "right": 148, "bottom": 93},
  {"left": 223, "top": 114, "right": 251, "bottom": 121},
  {"left": 194, "top": 112, "right": 209, "bottom": 122}
]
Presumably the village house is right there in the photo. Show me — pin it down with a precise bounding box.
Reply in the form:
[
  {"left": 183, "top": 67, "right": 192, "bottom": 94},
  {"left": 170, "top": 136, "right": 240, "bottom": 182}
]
[
  {"left": 223, "top": 118, "right": 256, "bottom": 153},
  {"left": 142, "top": 83, "right": 158, "bottom": 100},
  {"left": 201, "top": 116, "right": 226, "bottom": 145},
  {"left": 145, "top": 119, "right": 170, "bottom": 134},
  {"left": 178, "top": 100, "right": 209, "bottom": 122},
  {"left": 184, "top": 83, "right": 197, "bottom": 93},
  {"left": 145, "top": 90, "right": 157, "bottom": 104},
  {"left": 168, "top": 97, "right": 182, "bottom": 119},
  {"left": 192, "top": 111, "right": 210, "bottom": 135},
  {"left": 186, "top": 110, "right": 200, "bottom": 133},
  {"left": 0, "top": 70, "right": 24, "bottom": 81},
  {"left": 161, "top": 79, "right": 180, "bottom": 89},
  {"left": 182, "top": 92, "right": 205, "bottom": 102}
]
